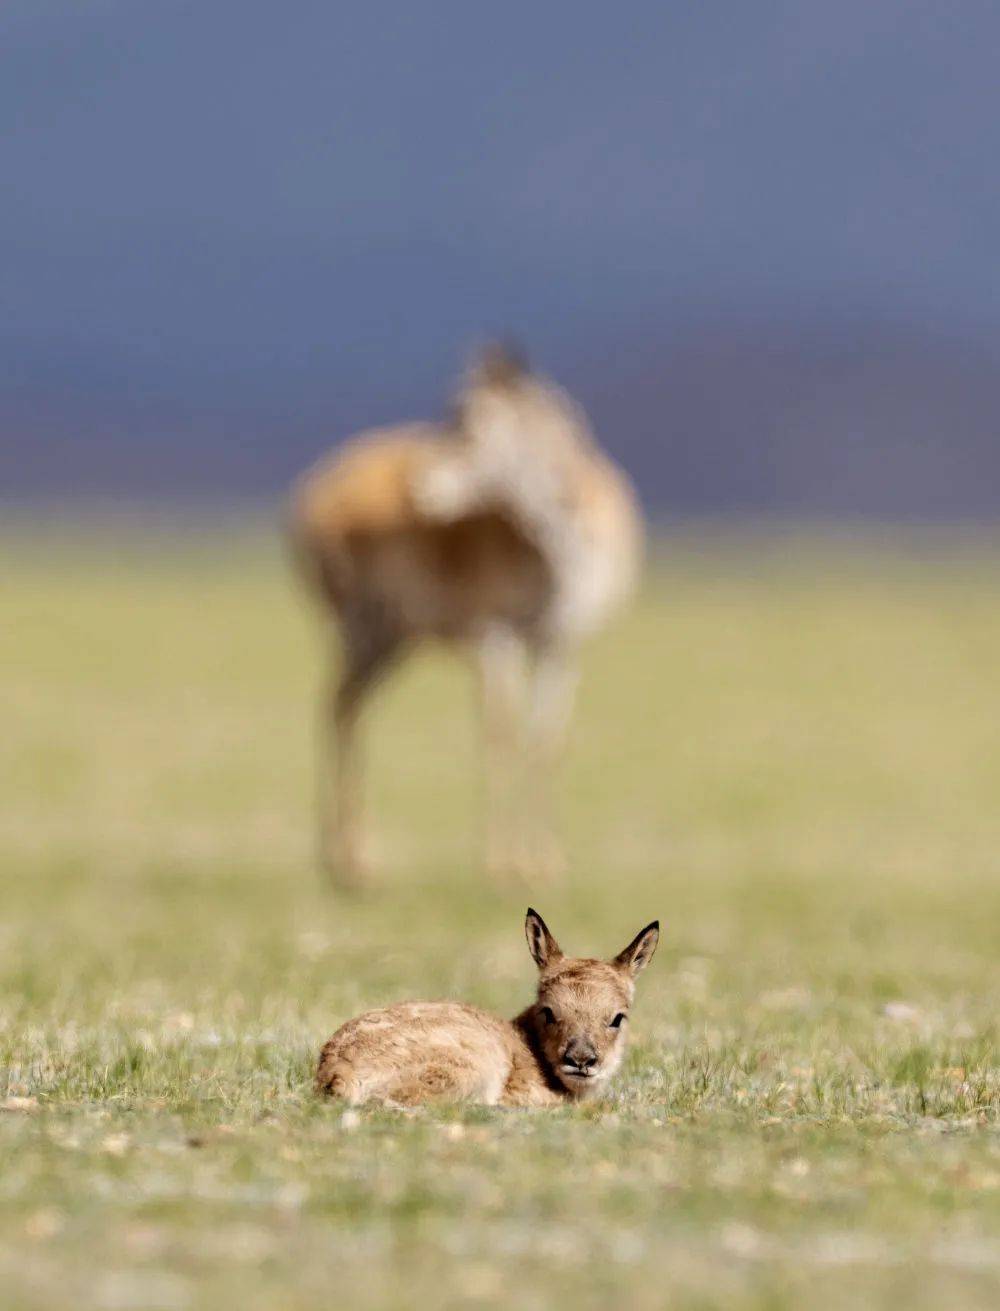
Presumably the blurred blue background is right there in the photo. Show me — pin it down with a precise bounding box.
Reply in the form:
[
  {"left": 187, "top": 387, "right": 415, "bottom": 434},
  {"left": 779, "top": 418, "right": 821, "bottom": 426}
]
[{"left": 3, "top": 0, "right": 998, "bottom": 515}]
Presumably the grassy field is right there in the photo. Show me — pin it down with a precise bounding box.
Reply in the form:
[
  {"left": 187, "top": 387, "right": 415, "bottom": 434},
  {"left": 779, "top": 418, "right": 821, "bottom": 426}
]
[{"left": 2, "top": 520, "right": 1000, "bottom": 1309}]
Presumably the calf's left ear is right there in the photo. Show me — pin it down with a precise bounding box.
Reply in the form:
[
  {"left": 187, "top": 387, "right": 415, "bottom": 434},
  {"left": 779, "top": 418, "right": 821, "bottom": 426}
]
[{"left": 613, "top": 921, "right": 660, "bottom": 977}]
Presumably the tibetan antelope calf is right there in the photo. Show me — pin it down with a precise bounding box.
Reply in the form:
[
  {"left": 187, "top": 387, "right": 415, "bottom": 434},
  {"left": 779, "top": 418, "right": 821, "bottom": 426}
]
[
  {"left": 316, "top": 908, "right": 659, "bottom": 1107},
  {"left": 290, "top": 347, "right": 643, "bottom": 885}
]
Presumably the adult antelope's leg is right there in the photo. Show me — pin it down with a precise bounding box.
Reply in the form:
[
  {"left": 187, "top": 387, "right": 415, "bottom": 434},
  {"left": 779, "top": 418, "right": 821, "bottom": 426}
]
[
  {"left": 476, "top": 626, "right": 528, "bottom": 878},
  {"left": 521, "top": 645, "right": 578, "bottom": 879},
  {"left": 321, "top": 623, "right": 401, "bottom": 887}
]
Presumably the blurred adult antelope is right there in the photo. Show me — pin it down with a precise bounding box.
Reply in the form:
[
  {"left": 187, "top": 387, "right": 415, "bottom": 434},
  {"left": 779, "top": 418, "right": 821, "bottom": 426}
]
[
  {"left": 290, "top": 347, "right": 643, "bottom": 885},
  {"left": 316, "top": 908, "right": 659, "bottom": 1107}
]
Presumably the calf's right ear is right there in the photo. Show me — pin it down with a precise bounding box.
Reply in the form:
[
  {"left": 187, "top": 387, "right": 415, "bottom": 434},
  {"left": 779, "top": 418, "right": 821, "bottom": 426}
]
[{"left": 525, "top": 908, "right": 563, "bottom": 970}]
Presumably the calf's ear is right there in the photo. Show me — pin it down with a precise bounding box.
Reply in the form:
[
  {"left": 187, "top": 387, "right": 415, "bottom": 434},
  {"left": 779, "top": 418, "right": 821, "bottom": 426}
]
[
  {"left": 525, "top": 908, "right": 563, "bottom": 970},
  {"left": 613, "top": 921, "right": 660, "bottom": 977}
]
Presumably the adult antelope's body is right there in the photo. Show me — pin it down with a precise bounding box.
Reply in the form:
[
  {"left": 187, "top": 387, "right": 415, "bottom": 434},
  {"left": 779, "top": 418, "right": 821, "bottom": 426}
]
[
  {"left": 316, "top": 910, "right": 659, "bottom": 1107},
  {"left": 290, "top": 349, "right": 643, "bottom": 884}
]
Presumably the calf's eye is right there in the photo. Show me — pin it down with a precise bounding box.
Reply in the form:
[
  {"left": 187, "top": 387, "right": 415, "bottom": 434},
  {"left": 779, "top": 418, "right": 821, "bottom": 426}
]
[
  {"left": 540, "top": 1006, "right": 556, "bottom": 1025},
  {"left": 609, "top": 1013, "right": 626, "bottom": 1029}
]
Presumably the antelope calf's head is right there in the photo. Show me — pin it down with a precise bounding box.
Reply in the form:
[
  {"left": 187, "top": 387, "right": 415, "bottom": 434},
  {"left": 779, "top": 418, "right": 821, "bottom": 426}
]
[{"left": 524, "top": 908, "right": 659, "bottom": 1095}]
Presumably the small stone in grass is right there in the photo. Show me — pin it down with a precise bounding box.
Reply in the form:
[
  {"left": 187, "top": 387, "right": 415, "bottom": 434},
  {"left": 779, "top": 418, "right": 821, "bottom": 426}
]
[
  {"left": 25, "top": 1209, "right": 63, "bottom": 1240},
  {"left": 721, "top": 1222, "right": 765, "bottom": 1258},
  {"left": 340, "top": 1109, "right": 361, "bottom": 1131},
  {"left": 1, "top": 1096, "right": 38, "bottom": 1113},
  {"left": 883, "top": 1001, "right": 921, "bottom": 1022}
]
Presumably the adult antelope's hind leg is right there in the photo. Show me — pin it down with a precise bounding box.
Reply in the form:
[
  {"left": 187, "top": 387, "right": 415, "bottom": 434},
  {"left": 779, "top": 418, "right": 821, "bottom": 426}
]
[
  {"left": 520, "top": 645, "right": 578, "bottom": 880},
  {"left": 476, "top": 626, "right": 528, "bottom": 880},
  {"left": 320, "top": 623, "right": 402, "bottom": 888}
]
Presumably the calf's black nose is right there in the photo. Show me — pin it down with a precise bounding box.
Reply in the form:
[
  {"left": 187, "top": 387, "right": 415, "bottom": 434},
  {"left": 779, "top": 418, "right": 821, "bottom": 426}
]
[{"left": 563, "top": 1043, "right": 598, "bottom": 1070}]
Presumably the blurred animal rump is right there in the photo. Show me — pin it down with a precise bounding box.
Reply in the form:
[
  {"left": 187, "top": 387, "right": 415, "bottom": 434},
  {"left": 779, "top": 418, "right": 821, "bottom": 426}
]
[{"left": 290, "top": 346, "right": 643, "bottom": 886}]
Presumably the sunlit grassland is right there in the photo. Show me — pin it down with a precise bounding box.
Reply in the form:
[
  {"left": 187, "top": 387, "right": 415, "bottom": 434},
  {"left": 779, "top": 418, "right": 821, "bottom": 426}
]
[{"left": 2, "top": 520, "right": 1000, "bottom": 1309}]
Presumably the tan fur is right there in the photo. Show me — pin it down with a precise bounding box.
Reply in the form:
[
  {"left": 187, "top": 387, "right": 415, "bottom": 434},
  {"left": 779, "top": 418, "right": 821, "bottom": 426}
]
[
  {"left": 316, "top": 910, "right": 659, "bottom": 1108},
  {"left": 290, "top": 348, "right": 644, "bottom": 884},
  {"left": 293, "top": 428, "right": 551, "bottom": 640}
]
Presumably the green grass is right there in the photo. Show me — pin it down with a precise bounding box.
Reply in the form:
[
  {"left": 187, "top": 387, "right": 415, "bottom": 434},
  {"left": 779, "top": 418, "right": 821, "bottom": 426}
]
[{"left": 2, "top": 521, "right": 1000, "bottom": 1309}]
